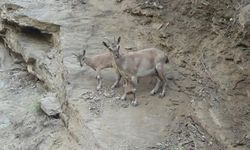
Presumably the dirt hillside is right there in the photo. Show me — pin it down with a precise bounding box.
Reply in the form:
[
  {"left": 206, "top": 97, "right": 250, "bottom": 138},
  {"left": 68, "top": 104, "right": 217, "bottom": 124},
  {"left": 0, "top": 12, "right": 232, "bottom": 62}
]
[{"left": 0, "top": 0, "right": 249, "bottom": 150}]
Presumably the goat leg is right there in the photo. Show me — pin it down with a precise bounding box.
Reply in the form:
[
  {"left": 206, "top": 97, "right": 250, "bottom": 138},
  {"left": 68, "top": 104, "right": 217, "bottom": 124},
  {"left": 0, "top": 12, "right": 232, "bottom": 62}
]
[
  {"left": 121, "top": 80, "right": 128, "bottom": 100},
  {"left": 156, "top": 63, "right": 167, "bottom": 97},
  {"left": 121, "top": 80, "right": 135, "bottom": 101},
  {"left": 131, "top": 88, "right": 138, "bottom": 106},
  {"left": 111, "top": 72, "right": 121, "bottom": 89},
  {"left": 96, "top": 69, "right": 102, "bottom": 90},
  {"left": 150, "top": 77, "right": 161, "bottom": 95},
  {"left": 130, "top": 76, "right": 139, "bottom": 106},
  {"left": 159, "top": 82, "right": 167, "bottom": 98}
]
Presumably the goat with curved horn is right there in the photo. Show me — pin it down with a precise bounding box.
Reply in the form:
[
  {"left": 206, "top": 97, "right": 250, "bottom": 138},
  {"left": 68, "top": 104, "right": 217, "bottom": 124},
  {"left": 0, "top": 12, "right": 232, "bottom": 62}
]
[{"left": 103, "top": 36, "right": 169, "bottom": 106}]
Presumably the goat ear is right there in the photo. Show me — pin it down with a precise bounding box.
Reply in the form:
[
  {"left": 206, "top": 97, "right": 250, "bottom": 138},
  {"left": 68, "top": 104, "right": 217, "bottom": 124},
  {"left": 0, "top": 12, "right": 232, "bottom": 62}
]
[
  {"left": 83, "top": 50, "right": 86, "bottom": 56},
  {"left": 103, "top": 41, "right": 110, "bottom": 50},
  {"left": 117, "top": 36, "right": 121, "bottom": 44}
]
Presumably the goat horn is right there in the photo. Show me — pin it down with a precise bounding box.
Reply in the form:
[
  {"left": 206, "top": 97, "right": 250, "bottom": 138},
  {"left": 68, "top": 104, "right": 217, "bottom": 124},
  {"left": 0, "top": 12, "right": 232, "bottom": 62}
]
[
  {"left": 104, "top": 37, "right": 112, "bottom": 44},
  {"left": 72, "top": 53, "right": 78, "bottom": 57}
]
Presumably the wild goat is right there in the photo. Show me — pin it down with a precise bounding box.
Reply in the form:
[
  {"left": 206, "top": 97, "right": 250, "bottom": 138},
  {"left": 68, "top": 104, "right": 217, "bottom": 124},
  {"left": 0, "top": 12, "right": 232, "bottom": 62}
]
[
  {"left": 103, "top": 37, "right": 169, "bottom": 106},
  {"left": 74, "top": 50, "right": 121, "bottom": 90}
]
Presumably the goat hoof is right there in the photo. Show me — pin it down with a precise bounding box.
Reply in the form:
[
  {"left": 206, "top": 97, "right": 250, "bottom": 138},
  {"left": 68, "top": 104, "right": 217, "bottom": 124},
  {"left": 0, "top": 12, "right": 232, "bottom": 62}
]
[
  {"left": 131, "top": 100, "right": 138, "bottom": 106},
  {"left": 159, "top": 93, "right": 165, "bottom": 98},
  {"left": 111, "top": 84, "right": 119, "bottom": 89},
  {"left": 96, "top": 86, "right": 101, "bottom": 91},
  {"left": 121, "top": 96, "right": 126, "bottom": 101},
  {"left": 150, "top": 90, "right": 157, "bottom": 95}
]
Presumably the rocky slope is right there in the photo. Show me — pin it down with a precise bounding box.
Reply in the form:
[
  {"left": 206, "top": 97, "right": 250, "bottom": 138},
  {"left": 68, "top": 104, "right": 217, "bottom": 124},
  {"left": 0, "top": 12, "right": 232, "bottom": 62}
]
[{"left": 0, "top": 0, "right": 249, "bottom": 150}]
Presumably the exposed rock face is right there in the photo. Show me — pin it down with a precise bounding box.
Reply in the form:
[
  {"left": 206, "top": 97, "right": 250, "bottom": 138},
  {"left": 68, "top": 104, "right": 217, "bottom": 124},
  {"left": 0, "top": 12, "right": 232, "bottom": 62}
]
[
  {"left": 0, "top": 3, "right": 67, "bottom": 116},
  {"left": 0, "top": 42, "right": 12, "bottom": 69}
]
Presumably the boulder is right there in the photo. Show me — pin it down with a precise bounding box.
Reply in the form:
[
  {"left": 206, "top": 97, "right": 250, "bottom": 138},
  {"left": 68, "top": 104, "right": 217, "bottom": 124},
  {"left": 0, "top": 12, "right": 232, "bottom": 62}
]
[
  {"left": 0, "top": 4, "right": 66, "bottom": 104},
  {"left": 40, "top": 94, "right": 62, "bottom": 117}
]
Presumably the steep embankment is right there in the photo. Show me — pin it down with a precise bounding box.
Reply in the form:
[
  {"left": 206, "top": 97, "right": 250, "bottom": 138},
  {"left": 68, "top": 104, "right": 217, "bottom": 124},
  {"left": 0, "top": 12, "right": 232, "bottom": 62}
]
[{"left": 123, "top": 0, "right": 250, "bottom": 149}]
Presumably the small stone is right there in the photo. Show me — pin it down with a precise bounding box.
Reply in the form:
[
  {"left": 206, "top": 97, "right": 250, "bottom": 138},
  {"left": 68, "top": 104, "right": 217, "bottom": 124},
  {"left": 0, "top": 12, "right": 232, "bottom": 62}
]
[
  {"left": 177, "top": 88, "right": 183, "bottom": 92},
  {"left": 166, "top": 74, "right": 174, "bottom": 80},
  {"left": 97, "top": 90, "right": 102, "bottom": 95},
  {"left": 40, "top": 94, "right": 62, "bottom": 117},
  {"left": 156, "top": 143, "right": 163, "bottom": 146},
  {"left": 179, "top": 62, "right": 186, "bottom": 68},
  {"left": 47, "top": 52, "right": 54, "bottom": 59},
  {"left": 82, "top": 95, "right": 90, "bottom": 100},
  {"left": 158, "top": 5, "right": 163, "bottom": 9},
  {"left": 0, "top": 115, "right": 11, "bottom": 129},
  {"left": 152, "top": 23, "right": 164, "bottom": 30},
  {"left": 116, "top": 0, "right": 123, "bottom": 3},
  {"left": 115, "top": 96, "right": 120, "bottom": 100},
  {"left": 121, "top": 103, "right": 129, "bottom": 108},
  {"left": 236, "top": 58, "right": 242, "bottom": 64},
  {"left": 89, "top": 107, "right": 96, "bottom": 110},
  {"left": 191, "top": 77, "right": 197, "bottom": 81},
  {"left": 225, "top": 56, "right": 234, "bottom": 61},
  {"left": 159, "top": 33, "right": 167, "bottom": 39},
  {"left": 81, "top": 91, "right": 92, "bottom": 95},
  {"left": 103, "top": 92, "right": 113, "bottom": 98},
  {"left": 246, "top": 133, "right": 250, "bottom": 139},
  {"left": 232, "top": 140, "right": 246, "bottom": 147},
  {"left": 94, "top": 97, "right": 101, "bottom": 102},
  {"left": 185, "top": 85, "right": 196, "bottom": 89}
]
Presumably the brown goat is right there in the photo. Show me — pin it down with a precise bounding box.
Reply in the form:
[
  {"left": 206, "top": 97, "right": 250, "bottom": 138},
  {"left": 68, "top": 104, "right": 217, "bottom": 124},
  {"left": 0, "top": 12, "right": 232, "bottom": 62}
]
[
  {"left": 103, "top": 37, "right": 169, "bottom": 106},
  {"left": 74, "top": 50, "right": 121, "bottom": 90}
]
